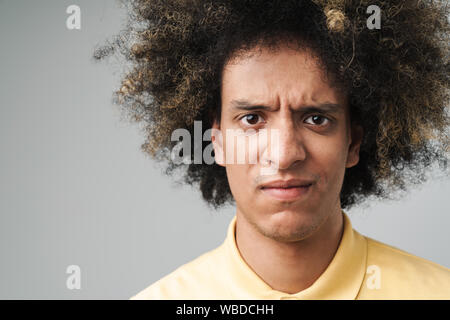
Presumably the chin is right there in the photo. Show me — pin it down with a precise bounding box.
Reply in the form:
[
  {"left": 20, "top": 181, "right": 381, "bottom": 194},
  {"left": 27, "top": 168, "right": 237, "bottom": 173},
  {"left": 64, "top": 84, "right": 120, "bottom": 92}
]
[{"left": 261, "top": 209, "right": 322, "bottom": 242}]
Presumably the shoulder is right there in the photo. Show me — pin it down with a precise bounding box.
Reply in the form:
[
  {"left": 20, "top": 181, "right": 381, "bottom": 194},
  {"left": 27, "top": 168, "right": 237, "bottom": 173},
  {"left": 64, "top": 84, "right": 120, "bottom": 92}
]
[
  {"left": 360, "top": 235, "right": 450, "bottom": 299},
  {"left": 129, "top": 245, "right": 228, "bottom": 300}
]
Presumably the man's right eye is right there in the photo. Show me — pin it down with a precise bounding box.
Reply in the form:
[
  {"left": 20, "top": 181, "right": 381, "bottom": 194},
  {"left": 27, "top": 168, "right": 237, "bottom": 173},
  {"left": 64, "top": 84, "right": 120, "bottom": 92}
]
[{"left": 239, "top": 114, "right": 264, "bottom": 126}]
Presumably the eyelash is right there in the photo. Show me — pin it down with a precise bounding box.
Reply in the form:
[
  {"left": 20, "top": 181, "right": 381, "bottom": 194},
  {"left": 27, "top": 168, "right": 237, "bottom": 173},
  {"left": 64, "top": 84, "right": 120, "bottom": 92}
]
[{"left": 238, "top": 113, "right": 331, "bottom": 127}]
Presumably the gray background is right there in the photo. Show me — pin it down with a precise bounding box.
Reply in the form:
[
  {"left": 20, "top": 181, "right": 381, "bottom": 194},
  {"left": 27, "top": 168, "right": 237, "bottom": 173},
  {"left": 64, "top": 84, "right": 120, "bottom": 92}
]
[{"left": 0, "top": 0, "right": 448, "bottom": 299}]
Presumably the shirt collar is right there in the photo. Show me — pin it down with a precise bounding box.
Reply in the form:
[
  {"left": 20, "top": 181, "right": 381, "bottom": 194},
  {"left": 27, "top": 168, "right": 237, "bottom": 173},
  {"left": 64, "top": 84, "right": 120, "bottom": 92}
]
[{"left": 222, "top": 211, "right": 367, "bottom": 299}]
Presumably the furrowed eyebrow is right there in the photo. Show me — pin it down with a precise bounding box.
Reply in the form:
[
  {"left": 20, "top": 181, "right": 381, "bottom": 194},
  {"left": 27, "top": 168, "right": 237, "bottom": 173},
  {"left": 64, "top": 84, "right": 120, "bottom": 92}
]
[
  {"left": 230, "top": 99, "right": 272, "bottom": 111},
  {"left": 230, "top": 99, "right": 343, "bottom": 113}
]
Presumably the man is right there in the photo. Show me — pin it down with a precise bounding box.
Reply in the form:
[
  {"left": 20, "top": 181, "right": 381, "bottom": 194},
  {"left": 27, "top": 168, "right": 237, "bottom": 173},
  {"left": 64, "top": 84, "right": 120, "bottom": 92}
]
[{"left": 95, "top": 0, "right": 450, "bottom": 299}]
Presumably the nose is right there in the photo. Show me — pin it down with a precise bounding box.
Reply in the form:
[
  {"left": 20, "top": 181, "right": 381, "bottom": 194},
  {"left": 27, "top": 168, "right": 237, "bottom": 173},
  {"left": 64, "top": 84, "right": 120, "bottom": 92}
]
[{"left": 266, "top": 116, "right": 306, "bottom": 170}]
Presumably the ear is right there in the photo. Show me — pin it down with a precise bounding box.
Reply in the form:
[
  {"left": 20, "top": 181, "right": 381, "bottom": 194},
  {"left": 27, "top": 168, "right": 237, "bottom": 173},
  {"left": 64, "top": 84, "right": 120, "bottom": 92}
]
[
  {"left": 345, "top": 123, "right": 363, "bottom": 168},
  {"left": 211, "top": 120, "right": 225, "bottom": 167}
]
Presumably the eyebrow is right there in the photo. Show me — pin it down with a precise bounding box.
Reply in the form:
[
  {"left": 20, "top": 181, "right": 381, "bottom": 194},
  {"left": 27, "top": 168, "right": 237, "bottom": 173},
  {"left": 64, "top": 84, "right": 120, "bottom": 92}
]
[{"left": 230, "top": 99, "right": 343, "bottom": 114}]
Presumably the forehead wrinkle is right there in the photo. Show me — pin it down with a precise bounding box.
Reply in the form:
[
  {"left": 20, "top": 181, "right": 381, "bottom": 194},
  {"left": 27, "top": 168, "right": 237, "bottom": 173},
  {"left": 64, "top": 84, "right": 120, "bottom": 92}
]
[
  {"left": 254, "top": 70, "right": 340, "bottom": 113},
  {"left": 222, "top": 47, "right": 346, "bottom": 115},
  {"left": 265, "top": 85, "right": 338, "bottom": 113}
]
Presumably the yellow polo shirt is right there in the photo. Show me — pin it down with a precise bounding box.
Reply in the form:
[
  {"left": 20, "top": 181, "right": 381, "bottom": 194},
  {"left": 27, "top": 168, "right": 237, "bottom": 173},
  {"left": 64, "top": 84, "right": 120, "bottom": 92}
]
[{"left": 130, "top": 212, "right": 450, "bottom": 299}]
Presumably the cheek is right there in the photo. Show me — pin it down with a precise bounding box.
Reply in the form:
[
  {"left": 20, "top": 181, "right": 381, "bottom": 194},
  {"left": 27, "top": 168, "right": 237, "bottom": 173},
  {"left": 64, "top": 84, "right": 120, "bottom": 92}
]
[
  {"left": 306, "top": 136, "right": 348, "bottom": 188},
  {"left": 225, "top": 164, "right": 253, "bottom": 202},
  {"left": 221, "top": 130, "right": 265, "bottom": 169},
  {"left": 221, "top": 130, "right": 257, "bottom": 201}
]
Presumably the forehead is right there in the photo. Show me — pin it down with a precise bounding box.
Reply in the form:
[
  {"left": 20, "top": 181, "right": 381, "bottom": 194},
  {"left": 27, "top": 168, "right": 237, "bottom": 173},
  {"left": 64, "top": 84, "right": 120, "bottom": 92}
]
[{"left": 221, "top": 46, "right": 346, "bottom": 109}]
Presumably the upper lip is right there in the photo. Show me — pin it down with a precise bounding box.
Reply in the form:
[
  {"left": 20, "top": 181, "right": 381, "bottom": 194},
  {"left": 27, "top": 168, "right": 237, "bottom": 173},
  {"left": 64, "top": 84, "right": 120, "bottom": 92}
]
[{"left": 260, "top": 179, "right": 314, "bottom": 189}]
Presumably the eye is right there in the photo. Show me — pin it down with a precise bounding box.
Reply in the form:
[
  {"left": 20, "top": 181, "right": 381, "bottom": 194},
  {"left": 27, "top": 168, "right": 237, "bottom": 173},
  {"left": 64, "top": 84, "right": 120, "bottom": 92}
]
[
  {"left": 239, "top": 113, "right": 264, "bottom": 126},
  {"left": 304, "top": 115, "right": 330, "bottom": 126}
]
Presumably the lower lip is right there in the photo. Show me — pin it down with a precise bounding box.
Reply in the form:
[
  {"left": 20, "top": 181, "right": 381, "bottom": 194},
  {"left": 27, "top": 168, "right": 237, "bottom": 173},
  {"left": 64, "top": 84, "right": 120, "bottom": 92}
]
[{"left": 261, "top": 185, "right": 311, "bottom": 201}]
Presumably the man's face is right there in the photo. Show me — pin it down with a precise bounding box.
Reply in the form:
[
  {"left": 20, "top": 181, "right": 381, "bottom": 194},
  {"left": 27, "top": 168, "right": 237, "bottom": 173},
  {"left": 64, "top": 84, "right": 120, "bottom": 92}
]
[{"left": 212, "top": 45, "right": 362, "bottom": 242}]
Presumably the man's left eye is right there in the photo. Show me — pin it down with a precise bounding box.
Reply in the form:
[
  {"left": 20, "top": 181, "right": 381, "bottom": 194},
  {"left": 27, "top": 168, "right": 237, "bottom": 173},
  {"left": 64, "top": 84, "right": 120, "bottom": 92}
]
[{"left": 304, "top": 115, "right": 330, "bottom": 126}]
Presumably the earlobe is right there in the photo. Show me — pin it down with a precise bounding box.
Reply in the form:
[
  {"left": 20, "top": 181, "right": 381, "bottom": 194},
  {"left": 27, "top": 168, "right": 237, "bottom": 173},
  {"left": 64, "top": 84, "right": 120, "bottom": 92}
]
[{"left": 345, "top": 124, "right": 363, "bottom": 168}]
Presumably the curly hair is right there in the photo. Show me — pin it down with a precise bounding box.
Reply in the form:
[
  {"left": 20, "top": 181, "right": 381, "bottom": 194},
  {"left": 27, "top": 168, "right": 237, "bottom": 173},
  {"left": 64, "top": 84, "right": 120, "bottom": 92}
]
[{"left": 94, "top": 0, "right": 450, "bottom": 209}]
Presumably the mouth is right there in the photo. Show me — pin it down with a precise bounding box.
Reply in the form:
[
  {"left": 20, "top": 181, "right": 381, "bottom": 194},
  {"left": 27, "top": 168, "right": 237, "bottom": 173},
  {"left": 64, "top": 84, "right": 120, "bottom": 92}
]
[{"left": 260, "top": 183, "right": 313, "bottom": 201}]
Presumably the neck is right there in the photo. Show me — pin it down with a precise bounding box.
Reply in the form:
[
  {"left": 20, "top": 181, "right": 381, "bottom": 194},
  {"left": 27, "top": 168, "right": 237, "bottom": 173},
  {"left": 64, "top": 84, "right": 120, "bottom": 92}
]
[{"left": 235, "top": 207, "right": 344, "bottom": 294}]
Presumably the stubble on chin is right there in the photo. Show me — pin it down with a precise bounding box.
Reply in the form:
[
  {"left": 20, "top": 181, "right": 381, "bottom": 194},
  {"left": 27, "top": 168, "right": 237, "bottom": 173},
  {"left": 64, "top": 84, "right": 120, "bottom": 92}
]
[{"left": 245, "top": 209, "right": 327, "bottom": 243}]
